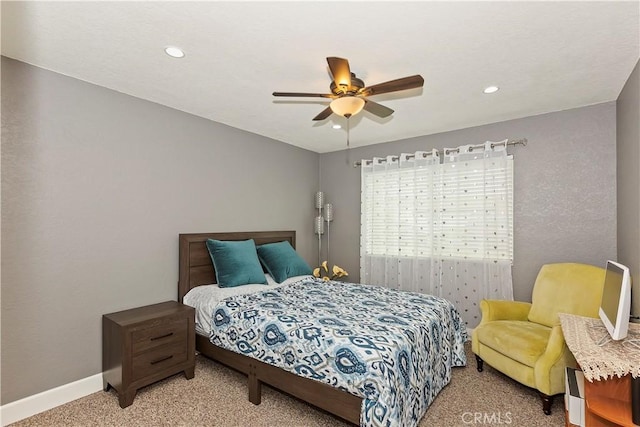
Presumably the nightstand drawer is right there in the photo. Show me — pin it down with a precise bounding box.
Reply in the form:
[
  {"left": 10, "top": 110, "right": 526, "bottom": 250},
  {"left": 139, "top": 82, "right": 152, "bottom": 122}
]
[
  {"left": 131, "top": 341, "right": 188, "bottom": 381},
  {"left": 132, "top": 317, "right": 188, "bottom": 354}
]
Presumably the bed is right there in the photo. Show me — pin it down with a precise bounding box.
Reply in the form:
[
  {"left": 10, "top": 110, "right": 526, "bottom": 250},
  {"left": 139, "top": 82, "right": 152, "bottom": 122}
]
[{"left": 178, "top": 230, "right": 467, "bottom": 426}]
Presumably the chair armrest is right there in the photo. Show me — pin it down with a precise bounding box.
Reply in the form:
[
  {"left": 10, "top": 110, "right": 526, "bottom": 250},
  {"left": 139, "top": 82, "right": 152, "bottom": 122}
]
[
  {"left": 534, "top": 324, "right": 576, "bottom": 395},
  {"left": 479, "top": 299, "right": 532, "bottom": 324},
  {"left": 538, "top": 325, "right": 566, "bottom": 362}
]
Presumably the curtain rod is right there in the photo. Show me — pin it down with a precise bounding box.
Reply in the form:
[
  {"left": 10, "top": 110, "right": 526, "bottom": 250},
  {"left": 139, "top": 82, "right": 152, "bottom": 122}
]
[{"left": 353, "top": 138, "right": 528, "bottom": 168}]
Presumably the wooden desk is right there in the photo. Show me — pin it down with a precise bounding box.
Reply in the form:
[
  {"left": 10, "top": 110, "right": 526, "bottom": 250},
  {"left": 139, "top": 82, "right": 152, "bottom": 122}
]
[
  {"left": 559, "top": 314, "right": 640, "bottom": 427},
  {"left": 585, "top": 373, "right": 634, "bottom": 427}
]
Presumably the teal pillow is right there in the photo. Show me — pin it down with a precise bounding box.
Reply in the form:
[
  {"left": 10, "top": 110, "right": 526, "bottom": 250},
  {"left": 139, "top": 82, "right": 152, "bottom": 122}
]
[
  {"left": 205, "top": 239, "right": 267, "bottom": 287},
  {"left": 257, "top": 241, "right": 313, "bottom": 283}
]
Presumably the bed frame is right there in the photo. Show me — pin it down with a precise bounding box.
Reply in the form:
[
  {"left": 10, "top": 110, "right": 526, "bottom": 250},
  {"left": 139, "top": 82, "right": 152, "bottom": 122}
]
[{"left": 178, "top": 231, "right": 362, "bottom": 425}]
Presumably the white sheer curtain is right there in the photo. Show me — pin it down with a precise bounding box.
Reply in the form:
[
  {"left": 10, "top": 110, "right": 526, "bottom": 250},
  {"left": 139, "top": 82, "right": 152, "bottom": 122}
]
[
  {"left": 360, "top": 150, "right": 440, "bottom": 294},
  {"left": 360, "top": 141, "right": 514, "bottom": 328}
]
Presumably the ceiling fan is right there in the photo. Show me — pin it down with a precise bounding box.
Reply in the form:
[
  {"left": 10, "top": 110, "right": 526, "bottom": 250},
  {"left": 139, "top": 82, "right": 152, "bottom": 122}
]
[{"left": 273, "top": 57, "right": 424, "bottom": 121}]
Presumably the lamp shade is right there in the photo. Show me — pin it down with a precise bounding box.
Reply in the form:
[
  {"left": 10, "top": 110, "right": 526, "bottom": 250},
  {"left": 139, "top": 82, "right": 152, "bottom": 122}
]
[
  {"left": 324, "top": 203, "right": 333, "bottom": 222},
  {"left": 314, "top": 216, "right": 325, "bottom": 235},
  {"left": 330, "top": 96, "right": 365, "bottom": 118}
]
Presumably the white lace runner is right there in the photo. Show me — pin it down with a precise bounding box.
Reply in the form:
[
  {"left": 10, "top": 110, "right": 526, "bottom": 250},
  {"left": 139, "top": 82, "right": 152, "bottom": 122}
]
[{"left": 559, "top": 313, "right": 640, "bottom": 381}]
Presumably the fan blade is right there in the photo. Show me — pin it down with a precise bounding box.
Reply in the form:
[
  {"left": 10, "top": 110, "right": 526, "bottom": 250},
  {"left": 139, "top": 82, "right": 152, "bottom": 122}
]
[
  {"left": 327, "top": 57, "right": 352, "bottom": 91},
  {"left": 273, "top": 92, "right": 334, "bottom": 98},
  {"left": 363, "top": 99, "right": 394, "bottom": 118},
  {"left": 312, "top": 106, "right": 333, "bottom": 121},
  {"left": 361, "top": 75, "right": 424, "bottom": 96}
]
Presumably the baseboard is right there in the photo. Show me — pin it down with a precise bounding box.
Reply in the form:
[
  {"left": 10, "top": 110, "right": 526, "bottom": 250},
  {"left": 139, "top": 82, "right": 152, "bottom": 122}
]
[{"left": 0, "top": 373, "right": 103, "bottom": 426}]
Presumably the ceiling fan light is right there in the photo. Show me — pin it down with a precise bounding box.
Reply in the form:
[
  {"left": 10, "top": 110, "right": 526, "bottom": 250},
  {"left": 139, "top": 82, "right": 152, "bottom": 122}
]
[{"left": 329, "top": 96, "right": 365, "bottom": 118}]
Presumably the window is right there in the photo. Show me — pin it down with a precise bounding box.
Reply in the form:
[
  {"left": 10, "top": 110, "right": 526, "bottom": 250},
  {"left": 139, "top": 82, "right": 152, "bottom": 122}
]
[{"left": 361, "top": 155, "right": 513, "bottom": 262}]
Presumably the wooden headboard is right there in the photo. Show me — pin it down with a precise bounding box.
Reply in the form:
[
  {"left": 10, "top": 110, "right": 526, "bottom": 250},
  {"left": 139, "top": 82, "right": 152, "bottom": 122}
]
[{"left": 178, "top": 230, "right": 296, "bottom": 302}]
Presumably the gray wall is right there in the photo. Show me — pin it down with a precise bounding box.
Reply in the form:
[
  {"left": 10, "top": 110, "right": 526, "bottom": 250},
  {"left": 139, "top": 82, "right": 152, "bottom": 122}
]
[
  {"left": 1, "top": 57, "right": 319, "bottom": 404},
  {"left": 617, "top": 60, "right": 640, "bottom": 317},
  {"left": 320, "top": 103, "right": 618, "bottom": 304}
]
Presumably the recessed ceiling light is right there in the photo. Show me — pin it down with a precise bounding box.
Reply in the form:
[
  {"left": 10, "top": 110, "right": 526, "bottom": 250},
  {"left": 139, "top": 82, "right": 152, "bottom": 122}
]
[
  {"left": 332, "top": 124, "right": 342, "bottom": 129},
  {"left": 483, "top": 86, "right": 499, "bottom": 94},
  {"left": 164, "top": 46, "right": 185, "bottom": 58}
]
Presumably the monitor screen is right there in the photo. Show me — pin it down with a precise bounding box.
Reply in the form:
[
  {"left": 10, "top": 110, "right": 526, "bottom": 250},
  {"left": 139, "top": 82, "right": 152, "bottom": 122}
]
[
  {"left": 599, "top": 260, "right": 631, "bottom": 341},
  {"left": 601, "top": 263, "right": 624, "bottom": 324}
]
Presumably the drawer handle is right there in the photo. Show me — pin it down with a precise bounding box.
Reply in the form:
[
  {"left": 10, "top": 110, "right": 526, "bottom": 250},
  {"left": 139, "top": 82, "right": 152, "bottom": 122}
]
[
  {"left": 150, "top": 355, "right": 173, "bottom": 365},
  {"left": 150, "top": 332, "right": 174, "bottom": 341}
]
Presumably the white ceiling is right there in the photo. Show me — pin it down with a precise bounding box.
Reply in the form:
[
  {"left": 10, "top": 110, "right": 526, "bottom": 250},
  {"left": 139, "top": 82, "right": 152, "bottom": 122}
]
[{"left": 2, "top": 1, "right": 639, "bottom": 153}]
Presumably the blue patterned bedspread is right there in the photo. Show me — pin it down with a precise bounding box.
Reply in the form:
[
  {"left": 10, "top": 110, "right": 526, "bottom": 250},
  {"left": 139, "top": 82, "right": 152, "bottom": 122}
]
[{"left": 210, "top": 277, "right": 467, "bottom": 427}]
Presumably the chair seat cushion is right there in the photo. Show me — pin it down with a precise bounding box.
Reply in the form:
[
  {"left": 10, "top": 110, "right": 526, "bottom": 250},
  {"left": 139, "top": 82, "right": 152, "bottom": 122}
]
[{"left": 475, "top": 320, "right": 551, "bottom": 367}]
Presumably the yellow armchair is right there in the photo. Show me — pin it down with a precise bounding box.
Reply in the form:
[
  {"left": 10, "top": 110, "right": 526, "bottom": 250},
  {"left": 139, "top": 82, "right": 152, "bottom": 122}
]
[{"left": 471, "top": 263, "right": 605, "bottom": 415}]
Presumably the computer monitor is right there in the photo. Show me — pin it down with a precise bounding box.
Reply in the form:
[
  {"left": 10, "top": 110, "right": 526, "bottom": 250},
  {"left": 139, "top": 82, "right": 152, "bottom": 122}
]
[{"left": 599, "top": 260, "right": 631, "bottom": 341}]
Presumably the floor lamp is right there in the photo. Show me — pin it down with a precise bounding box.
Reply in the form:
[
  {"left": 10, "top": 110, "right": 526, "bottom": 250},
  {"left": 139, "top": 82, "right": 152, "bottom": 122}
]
[
  {"left": 324, "top": 203, "right": 333, "bottom": 266},
  {"left": 314, "top": 191, "right": 324, "bottom": 266}
]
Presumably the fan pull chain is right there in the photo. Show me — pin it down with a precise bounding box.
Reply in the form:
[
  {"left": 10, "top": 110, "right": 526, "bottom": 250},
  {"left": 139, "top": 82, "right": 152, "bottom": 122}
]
[{"left": 346, "top": 117, "right": 350, "bottom": 149}]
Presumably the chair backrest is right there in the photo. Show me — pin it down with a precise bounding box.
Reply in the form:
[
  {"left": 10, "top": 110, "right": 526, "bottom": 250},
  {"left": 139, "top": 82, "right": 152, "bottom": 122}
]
[{"left": 528, "top": 263, "right": 606, "bottom": 327}]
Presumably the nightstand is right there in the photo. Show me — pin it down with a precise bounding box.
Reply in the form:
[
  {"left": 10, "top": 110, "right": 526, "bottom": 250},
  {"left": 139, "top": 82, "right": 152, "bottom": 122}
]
[{"left": 102, "top": 301, "right": 195, "bottom": 408}]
